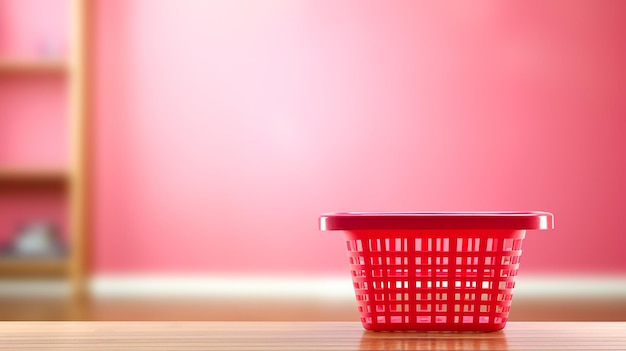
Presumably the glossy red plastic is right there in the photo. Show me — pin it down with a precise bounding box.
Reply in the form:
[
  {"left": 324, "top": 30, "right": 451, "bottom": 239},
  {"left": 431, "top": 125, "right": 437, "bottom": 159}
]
[{"left": 320, "top": 211, "right": 554, "bottom": 332}]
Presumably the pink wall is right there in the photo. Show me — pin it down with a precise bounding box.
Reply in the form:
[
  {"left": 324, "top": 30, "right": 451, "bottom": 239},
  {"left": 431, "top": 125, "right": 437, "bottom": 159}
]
[
  {"left": 92, "top": 0, "right": 626, "bottom": 275},
  {"left": 0, "top": 0, "right": 68, "bottom": 57},
  {"left": 0, "top": 75, "right": 68, "bottom": 167}
]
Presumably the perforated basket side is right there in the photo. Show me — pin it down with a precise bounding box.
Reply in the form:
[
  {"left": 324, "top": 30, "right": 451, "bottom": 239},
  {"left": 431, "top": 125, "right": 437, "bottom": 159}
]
[{"left": 344, "top": 229, "right": 526, "bottom": 332}]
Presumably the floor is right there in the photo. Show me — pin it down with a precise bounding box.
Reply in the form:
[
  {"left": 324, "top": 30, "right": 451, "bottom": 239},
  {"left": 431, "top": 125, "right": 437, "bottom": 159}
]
[{"left": 1, "top": 295, "right": 625, "bottom": 321}]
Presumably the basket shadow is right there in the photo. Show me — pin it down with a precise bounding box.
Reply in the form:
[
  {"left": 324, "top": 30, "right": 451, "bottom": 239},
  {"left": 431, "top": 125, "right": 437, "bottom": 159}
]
[{"left": 358, "top": 330, "right": 509, "bottom": 350}]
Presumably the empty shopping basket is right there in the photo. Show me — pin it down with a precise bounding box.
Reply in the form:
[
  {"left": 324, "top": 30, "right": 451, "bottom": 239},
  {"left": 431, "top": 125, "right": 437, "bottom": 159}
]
[{"left": 320, "top": 211, "right": 554, "bottom": 331}]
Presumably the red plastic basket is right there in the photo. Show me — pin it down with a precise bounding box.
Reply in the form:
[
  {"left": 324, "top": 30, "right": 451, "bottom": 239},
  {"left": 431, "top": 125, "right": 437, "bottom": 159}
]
[{"left": 320, "top": 211, "right": 553, "bottom": 332}]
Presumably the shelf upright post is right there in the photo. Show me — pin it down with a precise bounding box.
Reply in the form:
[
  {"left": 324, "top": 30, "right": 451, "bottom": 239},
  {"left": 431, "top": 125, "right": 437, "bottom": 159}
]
[{"left": 68, "top": 0, "right": 90, "bottom": 301}]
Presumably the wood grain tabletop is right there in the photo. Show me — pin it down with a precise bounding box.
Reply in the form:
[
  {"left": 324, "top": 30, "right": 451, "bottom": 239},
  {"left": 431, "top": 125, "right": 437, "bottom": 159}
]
[{"left": 0, "top": 322, "right": 623, "bottom": 350}]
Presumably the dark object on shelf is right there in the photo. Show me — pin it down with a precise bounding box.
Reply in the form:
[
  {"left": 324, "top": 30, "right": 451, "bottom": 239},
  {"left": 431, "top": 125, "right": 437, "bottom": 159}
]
[{"left": 1, "top": 221, "right": 66, "bottom": 258}]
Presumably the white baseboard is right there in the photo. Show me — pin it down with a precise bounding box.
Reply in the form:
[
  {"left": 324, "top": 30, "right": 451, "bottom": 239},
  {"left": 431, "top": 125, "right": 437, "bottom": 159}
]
[
  {"left": 90, "top": 275, "right": 355, "bottom": 299},
  {"left": 91, "top": 274, "right": 626, "bottom": 299},
  {"left": 1, "top": 275, "right": 625, "bottom": 299}
]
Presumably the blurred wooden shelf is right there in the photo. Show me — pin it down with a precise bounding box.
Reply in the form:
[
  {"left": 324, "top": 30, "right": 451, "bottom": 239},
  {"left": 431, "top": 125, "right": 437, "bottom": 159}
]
[
  {"left": 0, "top": 258, "right": 66, "bottom": 277},
  {"left": 0, "top": 168, "right": 68, "bottom": 186},
  {"left": 0, "top": 0, "right": 89, "bottom": 299},
  {"left": 0, "top": 58, "right": 67, "bottom": 74}
]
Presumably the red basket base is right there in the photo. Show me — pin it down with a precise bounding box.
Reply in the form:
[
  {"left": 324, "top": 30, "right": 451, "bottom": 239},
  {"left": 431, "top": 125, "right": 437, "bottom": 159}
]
[{"left": 344, "top": 229, "right": 525, "bottom": 332}]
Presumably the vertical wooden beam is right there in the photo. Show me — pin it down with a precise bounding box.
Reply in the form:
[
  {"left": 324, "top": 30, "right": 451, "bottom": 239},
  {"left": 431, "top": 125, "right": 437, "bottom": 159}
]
[{"left": 68, "top": 0, "right": 90, "bottom": 301}]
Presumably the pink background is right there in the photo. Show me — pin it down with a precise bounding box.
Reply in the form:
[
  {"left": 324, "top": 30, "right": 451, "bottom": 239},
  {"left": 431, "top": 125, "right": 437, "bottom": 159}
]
[{"left": 3, "top": 0, "right": 626, "bottom": 275}]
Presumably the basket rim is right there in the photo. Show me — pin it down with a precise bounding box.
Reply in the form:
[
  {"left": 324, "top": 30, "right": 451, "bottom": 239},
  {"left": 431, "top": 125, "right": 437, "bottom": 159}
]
[{"left": 320, "top": 211, "right": 554, "bottom": 231}]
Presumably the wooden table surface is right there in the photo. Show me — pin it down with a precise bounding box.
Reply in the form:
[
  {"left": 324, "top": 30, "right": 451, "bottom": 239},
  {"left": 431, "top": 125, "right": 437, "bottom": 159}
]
[{"left": 0, "top": 322, "right": 623, "bottom": 350}]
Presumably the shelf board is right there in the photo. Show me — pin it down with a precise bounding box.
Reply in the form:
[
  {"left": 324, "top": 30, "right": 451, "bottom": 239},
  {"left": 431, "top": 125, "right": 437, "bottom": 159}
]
[
  {"left": 0, "top": 58, "right": 67, "bottom": 74},
  {"left": 0, "top": 168, "right": 68, "bottom": 186},
  {"left": 0, "top": 258, "right": 67, "bottom": 277}
]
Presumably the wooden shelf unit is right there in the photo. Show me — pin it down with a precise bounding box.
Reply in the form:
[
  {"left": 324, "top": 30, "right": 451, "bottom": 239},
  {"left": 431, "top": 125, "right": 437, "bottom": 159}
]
[
  {"left": 0, "top": 0, "right": 89, "bottom": 299},
  {"left": 0, "top": 168, "right": 68, "bottom": 186},
  {"left": 0, "top": 258, "right": 66, "bottom": 278},
  {"left": 0, "top": 59, "right": 67, "bottom": 74}
]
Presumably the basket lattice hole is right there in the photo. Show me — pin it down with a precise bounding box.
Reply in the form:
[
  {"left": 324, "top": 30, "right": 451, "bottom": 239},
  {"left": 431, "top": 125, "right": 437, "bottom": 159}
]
[
  {"left": 394, "top": 257, "right": 407, "bottom": 265},
  {"left": 352, "top": 268, "right": 365, "bottom": 277},
  {"left": 392, "top": 304, "right": 410, "bottom": 312},
  {"left": 417, "top": 316, "right": 431, "bottom": 323},
  {"left": 352, "top": 269, "right": 367, "bottom": 277},
  {"left": 465, "top": 293, "right": 475, "bottom": 301},
  {"left": 495, "top": 305, "right": 503, "bottom": 313},
  {"left": 454, "top": 304, "right": 460, "bottom": 312},
  {"left": 417, "top": 304, "right": 432, "bottom": 312},
  {"left": 479, "top": 316, "right": 490, "bottom": 323},
  {"left": 481, "top": 293, "right": 490, "bottom": 301},
  {"left": 390, "top": 316, "right": 407, "bottom": 323},
  {"left": 435, "top": 257, "right": 449, "bottom": 265},
  {"left": 394, "top": 293, "right": 408, "bottom": 301},
  {"left": 370, "top": 257, "right": 383, "bottom": 265},
  {"left": 463, "top": 316, "right": 474, "bottom": 323},
  {"left": 455, "top": 293, "right": 461, "bottom": 301},
  {"left": 486, "top": 238, "right": 495, "bottom": 251},
  {"left": 503, "top": 238, "right": 514, "bottom": 251},
  {"left": 435, "top": 238, "right": 450, "bottom": 252},
  {"left": 394, "top": 281, "right": 408, "bottom": 289},
  {"left": 376, "top": 305, "right": 385, "bottom": 312},
  {"left": 480, "top": 305, "right": 489, "bottom": 313},
  {"left": 463, "top": 305, "right": 474, "bottom": 312},
  {"left": 384, "top": 238, "right": 408, "bottom": 252},
  {"left": 415, "top": 238, "right": 422, "bottom": 251},
  {"left": 436, "top": 304, "right": 447, "bottom": 312},
  {"left": 457, "top": 238, "right": 481, "bottom": 252},
  {"left": 354, "top": 240, "right": 363, "bottom": 252},
  {"left": 498, "top": 281, "right": 515, "bottom": 290},
  {"left": 501, "top": 268, "right": 515, "bottom": 277},
  {"left": 436, "top": 293, "right": 447, "bottom": 301},
  {"left": 369, "top": 239, "right": 382, "bottom": 252}
]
